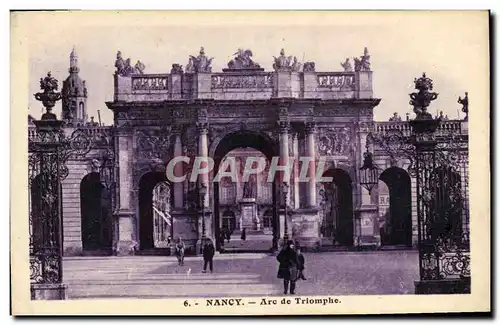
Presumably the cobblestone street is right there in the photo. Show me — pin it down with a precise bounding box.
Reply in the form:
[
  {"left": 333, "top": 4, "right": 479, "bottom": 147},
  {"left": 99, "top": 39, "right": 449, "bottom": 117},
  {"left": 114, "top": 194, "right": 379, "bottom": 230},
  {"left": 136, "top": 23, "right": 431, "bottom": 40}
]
[{"left": 64, "top": 250, "right": 418, "bottom": 299}]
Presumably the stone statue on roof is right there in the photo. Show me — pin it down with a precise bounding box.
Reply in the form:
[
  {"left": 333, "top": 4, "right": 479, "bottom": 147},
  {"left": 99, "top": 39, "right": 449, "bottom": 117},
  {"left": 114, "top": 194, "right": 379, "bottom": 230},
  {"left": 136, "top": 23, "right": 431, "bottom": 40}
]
[
  {"left": 189, "top": 47, "right": 213, "bottom": 73},
  {"left": 228, "top": 48, "right": 261, "bottom": 69}
]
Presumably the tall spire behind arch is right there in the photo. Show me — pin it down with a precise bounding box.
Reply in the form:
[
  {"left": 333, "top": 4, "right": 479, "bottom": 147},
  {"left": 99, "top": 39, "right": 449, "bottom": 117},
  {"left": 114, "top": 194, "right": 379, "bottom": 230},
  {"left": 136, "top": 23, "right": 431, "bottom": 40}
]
[
  {"left": 62, "top": 46, "right": 87, "bottom": 125},
  {"left": 69, "top": 46, "right": 79, "bottom": 74}
]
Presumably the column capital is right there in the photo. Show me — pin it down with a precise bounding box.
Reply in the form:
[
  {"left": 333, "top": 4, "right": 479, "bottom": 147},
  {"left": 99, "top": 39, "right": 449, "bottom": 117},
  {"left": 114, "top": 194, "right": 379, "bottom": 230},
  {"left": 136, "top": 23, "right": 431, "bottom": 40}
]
[
  {"left": 172, "top": 124, "right": 183, "bottom": 136},
  {"left": 357, "top": 121, "right": 374, "bottom": 134},
  {"left": 115, "top": 127, "right": 133, "bottom": 136},
  {"left": 305, "top": 121, "right": 316, "bottom": 134},
  {"left": 278, "top": 121, "right": 290, "bottom": 134},
  {"left": 196, "top": 122, "right": 209, "bottom": 135},
  {"left": 196, "top": 106, "right": 209, "bottom": 120}
]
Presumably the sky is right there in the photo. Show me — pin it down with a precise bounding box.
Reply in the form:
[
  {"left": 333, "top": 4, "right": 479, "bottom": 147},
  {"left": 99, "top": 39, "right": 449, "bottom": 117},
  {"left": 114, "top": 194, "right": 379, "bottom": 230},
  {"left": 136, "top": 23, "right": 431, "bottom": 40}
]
[{"left": 17, "top": 11, "right": 489, "bottom": 125}]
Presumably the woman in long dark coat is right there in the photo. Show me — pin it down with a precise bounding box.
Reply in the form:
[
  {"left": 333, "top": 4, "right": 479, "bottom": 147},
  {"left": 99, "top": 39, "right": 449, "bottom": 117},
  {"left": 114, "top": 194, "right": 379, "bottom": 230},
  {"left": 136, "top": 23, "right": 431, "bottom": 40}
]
[{"left": 276, "top": 240, "right": 300, "bottom": 295}]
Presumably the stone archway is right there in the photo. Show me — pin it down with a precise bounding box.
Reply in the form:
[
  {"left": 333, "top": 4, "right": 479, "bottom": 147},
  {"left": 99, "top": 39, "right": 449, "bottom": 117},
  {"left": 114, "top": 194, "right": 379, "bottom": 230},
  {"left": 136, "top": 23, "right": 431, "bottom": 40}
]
[
  {"left": 379, "top": 167, "right": 412, "bottom": 247},
  {"left": 138, "top": 171, "right": 171, "bottom": 251},
  {"left": 321, "top": 168, "right": 354, "bottom": 246},
  {"left": 212, "top": 130, "right": 279, "bottom": 251},
  {"left": 80, "top": 172, "right": 113, "bottom": 254}
]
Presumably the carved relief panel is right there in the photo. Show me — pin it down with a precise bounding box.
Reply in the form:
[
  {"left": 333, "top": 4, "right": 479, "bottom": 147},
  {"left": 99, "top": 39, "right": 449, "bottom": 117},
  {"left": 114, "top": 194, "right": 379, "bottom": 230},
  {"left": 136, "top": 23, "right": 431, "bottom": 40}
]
[
  {"left": 316, "top": 127, "right": 354, "bottom": 157},
  {"left": 115, "top": 110, "right": 167, "bottom": 127},
  {"left": 211, "top": 74, "right": 273, "bottom": 89},
  {"left": 135, "top": 126, "right": 173, "bottom": 162}
]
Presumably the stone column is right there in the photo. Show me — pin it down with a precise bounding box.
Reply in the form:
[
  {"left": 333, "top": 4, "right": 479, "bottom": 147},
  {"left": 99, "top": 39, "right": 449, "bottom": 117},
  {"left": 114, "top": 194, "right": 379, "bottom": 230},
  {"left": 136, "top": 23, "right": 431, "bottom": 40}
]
[
  {"left": 173, "top": 128, "right": 184, "bottom": 209},
  {"left": 114, "top": 128, "right": 135, "bottom": 256},
  {"left": 196, "top": 121, "right": 211, "bottom": 254},
  {"left": 289, "top": 121, "right": 321, "bottom": 250},
  {"left": 276, "top": 120, "right": 291, "bottom": 243},
  {"left": 278, "top": 121, "right": 290, "bottom": 206},
  {"left": 305, "top": 122, "right": 317, "bottom": 208},
  {"left": 197, "top": 122, "right": 210, "bottom": 207},
  {"left": 292, "top": 133, "right": 300, "bottom": 209}
]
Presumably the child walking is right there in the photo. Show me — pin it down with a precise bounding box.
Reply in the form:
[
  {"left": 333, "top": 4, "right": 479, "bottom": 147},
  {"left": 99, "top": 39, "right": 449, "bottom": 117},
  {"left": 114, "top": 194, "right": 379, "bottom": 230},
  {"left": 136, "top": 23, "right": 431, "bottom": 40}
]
[
  {"left": 175, "top": 237, "right": 185, "bottom": 266},
  {"left": 296, "top": 247, "right": 307, "bottom": 280}
]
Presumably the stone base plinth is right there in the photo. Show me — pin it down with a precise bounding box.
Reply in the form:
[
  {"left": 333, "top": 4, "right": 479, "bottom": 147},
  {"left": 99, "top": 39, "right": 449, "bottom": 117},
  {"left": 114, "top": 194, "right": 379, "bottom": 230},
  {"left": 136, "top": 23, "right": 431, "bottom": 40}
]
[
  {"left": 355, "top": 205, "right": 380, "bottom": 248},
  {"left": 113, "top": 210, "right": 136, "bottom": 255},
  {"left": 289, "top": 208, "right": 320, "bottom": 249},
  {"left": 292, "top": 237, "right": 321, "bottom": 251},
  {"left": 195, "top": 241, "right": 203, "bottom": 256},
  {"left": 182, "top": 238, "right": 199, "bottom": 256},
  {"left": 170, "top": 210, "right": 204, "bottom": 250},
  {"left": 115, "top": 240, "right": 137, "bottom": 256},
  {"left": 239, "top": 198, "right": 258, "bottom": 231},
  {"left": 63, "top": 246, "right": 83, "bottom": 256},
  {"left": 31, "top": 283, "right": 67, "bottom": 300},
  {"left": 415, "top": 278, "right": 471, "bottom": 294}
]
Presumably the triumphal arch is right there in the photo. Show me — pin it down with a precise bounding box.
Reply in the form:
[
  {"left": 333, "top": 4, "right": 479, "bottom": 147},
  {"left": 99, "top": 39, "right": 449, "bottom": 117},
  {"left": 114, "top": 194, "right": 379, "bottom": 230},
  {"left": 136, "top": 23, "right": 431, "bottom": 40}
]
[
  {"left": 104, "top": 46, "right": 382, "bottom": 254},
  {"left": 29, "top": 46, "right": 469, "bottom": 257}
]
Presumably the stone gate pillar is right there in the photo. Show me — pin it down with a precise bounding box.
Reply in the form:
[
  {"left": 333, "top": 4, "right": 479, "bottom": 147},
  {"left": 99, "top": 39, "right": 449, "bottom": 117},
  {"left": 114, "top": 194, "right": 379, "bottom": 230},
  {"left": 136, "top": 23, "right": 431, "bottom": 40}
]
[
  {"left": 172, "top": 127, "right": 184, "bottom": 209},
  {"left": 355, "top": 122, "right": 380, "bottom": 248},
  {"left": 114, "top": 128, "right": 136, "bottom": 255}
]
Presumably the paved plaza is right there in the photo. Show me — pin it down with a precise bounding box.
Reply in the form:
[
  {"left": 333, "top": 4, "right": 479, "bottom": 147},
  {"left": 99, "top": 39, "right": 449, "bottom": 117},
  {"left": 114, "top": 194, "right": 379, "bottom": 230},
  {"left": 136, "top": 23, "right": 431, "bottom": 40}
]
[{"left": 64, "top": 251, "right": 419, "bottom": 299}]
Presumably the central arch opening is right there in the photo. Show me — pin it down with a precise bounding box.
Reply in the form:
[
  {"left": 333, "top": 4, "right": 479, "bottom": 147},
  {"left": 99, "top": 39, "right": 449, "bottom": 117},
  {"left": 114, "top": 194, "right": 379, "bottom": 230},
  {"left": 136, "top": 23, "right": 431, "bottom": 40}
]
[{"left": 213, "top": 131, "right": 279, "bottom": 252}]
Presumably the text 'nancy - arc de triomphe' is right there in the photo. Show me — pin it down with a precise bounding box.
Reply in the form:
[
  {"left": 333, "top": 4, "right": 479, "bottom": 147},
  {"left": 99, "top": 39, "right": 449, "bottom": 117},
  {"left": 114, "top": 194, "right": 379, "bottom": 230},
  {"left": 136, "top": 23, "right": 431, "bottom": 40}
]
[
  {"left": 104, "top": 46, "right": 382, "bottom": 254},
  {"left": 33, "top": 46, "right": 463, "bottom": 256}
]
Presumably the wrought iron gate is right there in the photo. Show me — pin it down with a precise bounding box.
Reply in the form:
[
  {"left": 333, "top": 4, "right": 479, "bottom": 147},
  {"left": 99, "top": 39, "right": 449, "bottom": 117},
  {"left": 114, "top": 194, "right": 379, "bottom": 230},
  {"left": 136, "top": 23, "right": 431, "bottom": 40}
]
[
  {"left": 369, "top": 73, "right": 470, "bottom": 294},
  {"left": 29, "top": 125, "right": 92, "bottom": 286},
  {"left": 29, "top": 72, "right": 93, "bottom": 298},
  {"left": 152, "top": 181, "right": 172, "bottom": 248}
]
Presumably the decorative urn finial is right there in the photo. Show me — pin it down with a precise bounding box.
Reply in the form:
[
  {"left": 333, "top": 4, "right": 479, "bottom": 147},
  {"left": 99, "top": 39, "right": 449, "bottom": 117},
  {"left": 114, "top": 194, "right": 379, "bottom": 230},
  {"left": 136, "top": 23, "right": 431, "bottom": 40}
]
[
  {"left": 409, "top": 72, "right": 439, "bottom": 120},
  {"left": 408, "top": 73, "right": 441, "bottom": 135},
  {"left": 34, "top": 71, "right": 63, "bottom": 120}
]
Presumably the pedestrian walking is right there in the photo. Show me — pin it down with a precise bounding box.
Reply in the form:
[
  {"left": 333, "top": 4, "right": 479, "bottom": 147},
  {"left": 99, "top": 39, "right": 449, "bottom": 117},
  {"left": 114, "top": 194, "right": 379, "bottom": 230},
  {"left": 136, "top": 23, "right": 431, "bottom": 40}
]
[
  {"left": 241, "top": 228, "right": 246, "bottom": 241},
  {"left": 202, "top": 238, "right": 215, "bottom": 273},
  {"left": 175, "top": 237, "right": 185, "bottom": 266},
  {"left": 296, "top": 247, "right": 307, "bottom": 280},
  {"left": 219, "top": 231, "right": 226, "bottom": 248},
  {"left": 276, "top": 240, "right": 300, "bottom": 295}
]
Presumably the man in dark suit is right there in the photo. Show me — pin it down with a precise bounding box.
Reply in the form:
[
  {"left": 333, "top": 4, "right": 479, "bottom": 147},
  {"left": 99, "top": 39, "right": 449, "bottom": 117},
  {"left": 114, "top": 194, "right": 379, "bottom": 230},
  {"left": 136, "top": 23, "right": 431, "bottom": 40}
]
[{"left": 202, "top": 238, "right": 215, "bottom": 273}]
